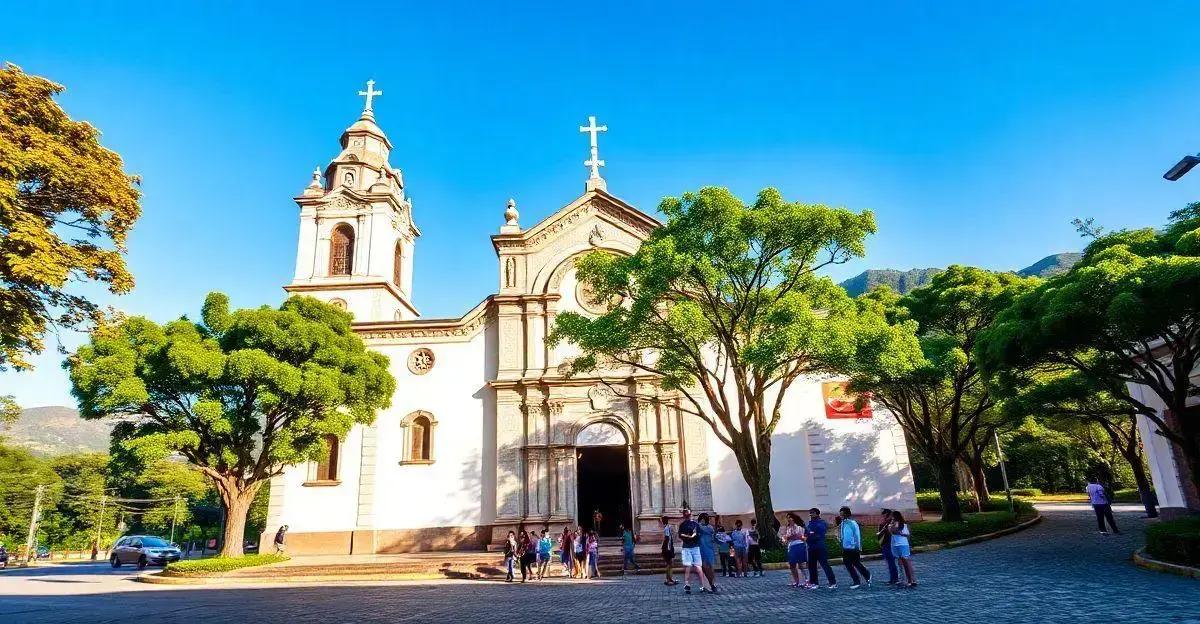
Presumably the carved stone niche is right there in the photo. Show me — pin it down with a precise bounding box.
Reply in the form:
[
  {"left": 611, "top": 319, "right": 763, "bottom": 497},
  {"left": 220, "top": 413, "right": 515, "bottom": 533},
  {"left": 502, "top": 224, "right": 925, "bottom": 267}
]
[{"left": 407, "top": 347, "right": 435, "bottom": 375}]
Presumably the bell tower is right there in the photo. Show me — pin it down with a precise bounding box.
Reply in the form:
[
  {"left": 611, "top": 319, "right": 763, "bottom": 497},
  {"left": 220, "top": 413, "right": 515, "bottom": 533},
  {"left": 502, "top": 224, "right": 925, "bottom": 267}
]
[{"left": 285, "top": 80, "right": 420, "bottom": 322}]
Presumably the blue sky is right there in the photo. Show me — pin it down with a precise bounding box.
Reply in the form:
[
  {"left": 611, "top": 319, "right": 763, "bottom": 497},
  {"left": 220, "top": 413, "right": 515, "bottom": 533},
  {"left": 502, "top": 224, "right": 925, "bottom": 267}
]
[{"left": 4, "top": 2, "right": 1199, "bottom": 407}]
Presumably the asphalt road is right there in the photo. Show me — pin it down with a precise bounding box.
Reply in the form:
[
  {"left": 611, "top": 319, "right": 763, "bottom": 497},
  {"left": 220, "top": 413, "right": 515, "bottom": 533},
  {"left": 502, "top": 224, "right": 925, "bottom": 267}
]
[{"left": 0, "top": 504, "right": 1195, "bottom": 624}]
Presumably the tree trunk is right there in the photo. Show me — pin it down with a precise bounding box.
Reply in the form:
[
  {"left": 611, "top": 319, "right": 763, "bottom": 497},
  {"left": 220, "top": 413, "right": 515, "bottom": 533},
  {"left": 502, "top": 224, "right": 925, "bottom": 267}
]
[
  {"left": 749, "top": 458, "right": 782, "bottom": 550},
  {"left": 936, "top": 456, "right": 964, "bottom": 522},
  {"left": 967, "top": 453, "right": 990, "bottom": 506},
  {"left": 216, "top": 480, "right": 261, "bottom": 558}
]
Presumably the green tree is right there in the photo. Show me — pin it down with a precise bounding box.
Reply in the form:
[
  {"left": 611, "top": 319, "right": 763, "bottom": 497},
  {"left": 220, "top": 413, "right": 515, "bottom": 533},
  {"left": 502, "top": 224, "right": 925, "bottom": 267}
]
[
  {"left": 0, "top": 442, "right": 60, "bottom": 550},
  {"left": 977, "top": 203, "right": 1200, "bottom": 497},
  {"left": 0, "top": 395, "right": 17, "bottom": 428},
  {"left": 0, "top": 64, "right": 141, "bottom": 370},
  {"left": 67, "top": 293, "right": 395, "bottom": 556},
  {"left": 847, "top": 267, "right": 1038, "bottom": 522},
  {"left": 549, "top": 187, "right": 913, "bottom": 545},
  {"left": 1000, "top": 371, "right": 1153, "bottom": 510}
]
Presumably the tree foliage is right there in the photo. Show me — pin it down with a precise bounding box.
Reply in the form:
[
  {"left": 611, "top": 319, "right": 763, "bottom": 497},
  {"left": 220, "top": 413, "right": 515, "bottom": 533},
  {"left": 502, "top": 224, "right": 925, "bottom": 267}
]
[
  {"left": 847, "top": 266, "right": 1039, "bottom": 521},
  {"left": 0, "top": 63, "right": 141, "bottom": 370},
  {"left": 67, "top": 292, "right": 395, "bottom": 555},
  {"left": 549, "top": 186, "right": 911, "bottom": 544},
  {"left": 977, "top": 203, "right": 1200, "bottom": 495}
]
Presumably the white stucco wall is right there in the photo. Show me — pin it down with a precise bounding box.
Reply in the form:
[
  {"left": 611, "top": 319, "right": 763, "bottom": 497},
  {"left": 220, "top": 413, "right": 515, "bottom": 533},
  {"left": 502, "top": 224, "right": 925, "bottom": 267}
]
[
  {"left": 272, "top": 426, "right": 364, "bottom": 533},
  {"left": 369, "top": 328, "right": 496, "bottom": 529},
  {"left": 705, "top": 377, "right": 917, "bottom": 515}
]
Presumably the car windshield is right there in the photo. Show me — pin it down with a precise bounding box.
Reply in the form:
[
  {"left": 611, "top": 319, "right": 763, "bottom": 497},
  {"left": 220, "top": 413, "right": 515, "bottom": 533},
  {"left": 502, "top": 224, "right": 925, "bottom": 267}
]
[{"left": 141, "top": 537, "right": 170, "bottom": 547}]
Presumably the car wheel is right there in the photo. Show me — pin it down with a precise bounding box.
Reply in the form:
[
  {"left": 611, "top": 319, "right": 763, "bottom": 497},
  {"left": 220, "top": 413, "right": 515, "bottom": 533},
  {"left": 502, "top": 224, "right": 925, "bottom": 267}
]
[
  {"left": 110, "top": 555, "right": 121, "bottom": 569},
  {"left": 136, "top": 556, "right": 147, "bottom": 570}
]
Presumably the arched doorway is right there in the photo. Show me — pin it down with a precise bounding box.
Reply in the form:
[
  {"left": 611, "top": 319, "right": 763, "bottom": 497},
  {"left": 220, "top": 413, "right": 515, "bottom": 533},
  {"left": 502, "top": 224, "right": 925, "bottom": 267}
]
[{"left": 575, "top": 421, "right": 632, "bottom": 538}]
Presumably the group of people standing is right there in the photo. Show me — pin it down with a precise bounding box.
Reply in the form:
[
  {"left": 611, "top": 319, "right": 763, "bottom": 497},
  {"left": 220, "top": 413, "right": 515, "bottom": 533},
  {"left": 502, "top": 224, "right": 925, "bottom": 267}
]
[
  {"left": 781, "top": 507, "right": 917, "bottom": 590},
  {"left": 503, "top": 505, "right": 919, "bottom": 591},
  {"left": 661, "top": 509, "right": 766, "bottom": 594},
  {"left": 503, "top": 526, "right": 605, "bottom": 582}
]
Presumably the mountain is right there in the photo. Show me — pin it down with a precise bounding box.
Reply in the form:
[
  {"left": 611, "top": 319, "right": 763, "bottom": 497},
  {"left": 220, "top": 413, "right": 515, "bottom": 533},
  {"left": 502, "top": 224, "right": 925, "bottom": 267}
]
[
  {"left": 1016, "top": 253, "right": 1083, "bottom": 278},
  {"left": 839, "top": 252, "right": 1082, "bottom": 296},
  {"left": 1, "top": 406, "right": 112, "bottom": 456},
  {"left": 837, "top": 268, "right": 942, "bottom": 298}
]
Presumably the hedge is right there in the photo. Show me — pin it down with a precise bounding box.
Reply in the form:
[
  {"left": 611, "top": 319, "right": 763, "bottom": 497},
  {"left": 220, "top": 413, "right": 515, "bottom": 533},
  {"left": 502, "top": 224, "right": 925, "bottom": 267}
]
[
  {"left": 1145, "top": 516, "right": 1200, "bottom": 567},
  {"left": 1010, "top": 488, "right": 1042, "bottom": 497},
  {"left": 915, "top": 492, "right": 1034, "bottom": 516},
  {"left": 761, "top": 510, "right": 1027, "bottom": 563},
  {"left": 165, "top": 553, "right": 289, "bottom": 575}
]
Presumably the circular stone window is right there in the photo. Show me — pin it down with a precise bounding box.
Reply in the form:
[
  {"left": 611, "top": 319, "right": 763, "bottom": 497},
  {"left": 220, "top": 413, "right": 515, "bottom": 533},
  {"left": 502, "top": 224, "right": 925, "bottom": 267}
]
[
  {"left": 408, "top": 348, "right": 435, "bottom": 375},
  {"left": 329, "top": 298, "right": 348, "bottom": 310},
  {"left": 575, "top": 279, "right": 621, "bottom": 315}
]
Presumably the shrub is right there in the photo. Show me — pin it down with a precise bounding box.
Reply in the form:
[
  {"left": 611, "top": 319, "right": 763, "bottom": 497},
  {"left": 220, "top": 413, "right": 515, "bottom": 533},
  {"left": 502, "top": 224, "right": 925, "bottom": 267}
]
[
  {"left": 166, "top": 553, "right": 288, "bottom": 575},
  {"left": 1010, "top": 488, "right": 1042, "bottom": 497},
  {"left": 1113, "top": 488, "right": 1143, "bottom": 504},
  {"left": 1145, "top": 516, "right": 1200, "bottom": 567},
  {"left": 916, "top": 491, "right": 1034, "bottom": 517}
]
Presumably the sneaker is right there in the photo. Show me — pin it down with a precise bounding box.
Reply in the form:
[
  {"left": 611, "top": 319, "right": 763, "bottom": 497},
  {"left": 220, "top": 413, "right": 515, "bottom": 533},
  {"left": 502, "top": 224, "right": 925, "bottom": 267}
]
[
  {"left": 684, "top": 585, "right": 691, "bottom": 594},
  {"left": 804, "top": 583, "right": 818, "bottom": 590},
  {"left": 866, "top": 577, "right": 873, "bottom": 588},
  {"left": 826, "top": 583, "right": 838, "bottom": 589},
  {"left": 710, "top": 586, "right": 719, "bottom": 594},
  {"left": 849, "top": 584, "right": 861, "bottom": 589},
  {"left": 1099, "top": 531, "right": 1108, "bottom": 535},
  {"left": 701, "top": 587, "right": 711, "bottom": 594}
]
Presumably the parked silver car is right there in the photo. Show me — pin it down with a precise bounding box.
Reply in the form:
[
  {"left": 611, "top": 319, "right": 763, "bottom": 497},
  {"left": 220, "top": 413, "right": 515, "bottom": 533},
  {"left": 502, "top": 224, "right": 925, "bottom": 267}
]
[{"left": 110, "top": 535, "right": 181, "bottom": 569}]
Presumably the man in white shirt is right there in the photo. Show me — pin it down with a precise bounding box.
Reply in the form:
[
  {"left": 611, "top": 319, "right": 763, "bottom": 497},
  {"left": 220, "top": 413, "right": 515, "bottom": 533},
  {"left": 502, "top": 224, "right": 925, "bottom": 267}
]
[{"left": 1086, "top": 477, "right": 1120, "bottom": 535}]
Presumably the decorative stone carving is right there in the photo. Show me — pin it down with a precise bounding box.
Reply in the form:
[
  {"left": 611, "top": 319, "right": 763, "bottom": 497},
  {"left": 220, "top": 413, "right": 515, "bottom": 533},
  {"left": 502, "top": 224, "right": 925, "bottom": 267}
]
[
  {"left": 588, "top": 224, "right": 605, "bottom": 246},
  {"left": 505, "top": 257, "right": 516, "bottom": 287},
  {"left": 588, "top": 384, "right": 615, "bottom": 410},
  {"left": 329, "top": 298, "right": 347, "bottom": 310},
  {"left": 358, "top": 308, "right": 495, "bottom": 341},
  {"left": 407, "top": 347, "right": 435, "bottom": 375}
]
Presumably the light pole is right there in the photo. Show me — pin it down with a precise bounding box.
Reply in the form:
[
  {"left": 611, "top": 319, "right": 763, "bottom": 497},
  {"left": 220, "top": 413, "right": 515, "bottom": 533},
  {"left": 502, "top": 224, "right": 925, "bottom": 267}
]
[
  {"left": 1164, "top": 153, "right": 1200, "bottom": 181},
  {"left": 994, "top": 431, "right": 1015, "bottom": 514}
]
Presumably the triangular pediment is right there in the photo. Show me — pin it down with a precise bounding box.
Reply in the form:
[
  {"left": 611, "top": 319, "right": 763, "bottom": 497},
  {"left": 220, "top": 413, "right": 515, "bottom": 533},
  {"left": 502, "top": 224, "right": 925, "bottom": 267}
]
[{"left": 491, "top": 188, "right": 660, "bottom": 253}]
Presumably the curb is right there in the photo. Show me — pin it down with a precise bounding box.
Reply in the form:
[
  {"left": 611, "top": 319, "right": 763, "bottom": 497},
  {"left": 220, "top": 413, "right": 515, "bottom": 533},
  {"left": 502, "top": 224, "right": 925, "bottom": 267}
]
[
  {"left": 138, "top": 514, "right": 1043, "bottom": 585},
  {"left": 1132, "top": 547, "right": 1200, "bottom": 580}
]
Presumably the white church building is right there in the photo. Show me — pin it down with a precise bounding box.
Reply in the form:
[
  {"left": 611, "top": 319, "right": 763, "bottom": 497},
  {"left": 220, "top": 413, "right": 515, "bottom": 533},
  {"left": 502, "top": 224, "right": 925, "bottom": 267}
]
[{"left": 264, "top": 83, "right": 918, "bottom": 555}]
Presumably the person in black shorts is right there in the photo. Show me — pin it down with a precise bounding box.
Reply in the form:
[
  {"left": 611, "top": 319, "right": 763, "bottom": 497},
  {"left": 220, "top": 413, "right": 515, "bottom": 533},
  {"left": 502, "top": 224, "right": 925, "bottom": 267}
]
[{"left": 660, "top": 515, "right": 677, "bottom": 585}]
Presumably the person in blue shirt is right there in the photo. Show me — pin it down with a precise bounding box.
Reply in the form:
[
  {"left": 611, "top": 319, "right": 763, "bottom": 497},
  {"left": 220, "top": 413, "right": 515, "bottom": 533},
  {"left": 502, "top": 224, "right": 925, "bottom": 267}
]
[
  {"left": 619, "top": 524, "right": 640, "bottom": 574},
  {"left": 536, "top": 529, "right": 554, "bottom": 580},
  {"left": 804, "top": 508, "right": 838, "bottom": 589},
  {"left": 697, "top": 513, "right": 719, "bottom": 592},
  {"left": 730, "top": 519, "right": 749, "bottom": 577},
  {"left": 837, "top": 506, "right": 872, "bottom": 588}
]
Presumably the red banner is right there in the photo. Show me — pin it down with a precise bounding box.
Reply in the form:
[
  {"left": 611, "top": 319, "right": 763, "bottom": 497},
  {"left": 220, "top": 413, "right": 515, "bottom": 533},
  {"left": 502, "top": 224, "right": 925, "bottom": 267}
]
[{"left": 822, "top": 382, "right": 872, "bottom": 419}]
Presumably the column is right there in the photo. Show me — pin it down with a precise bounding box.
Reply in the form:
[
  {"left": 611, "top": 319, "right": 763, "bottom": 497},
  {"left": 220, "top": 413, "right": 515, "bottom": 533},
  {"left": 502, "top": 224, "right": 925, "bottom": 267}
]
[
  {"left": 495, "top": 393, "right": 525, "bottom": 520},
  {"left": 496, "top": 297, "right": 524, "bottom": 380},
  {"left": 523, "top": 299, "right": 546, "bottom": 377}
]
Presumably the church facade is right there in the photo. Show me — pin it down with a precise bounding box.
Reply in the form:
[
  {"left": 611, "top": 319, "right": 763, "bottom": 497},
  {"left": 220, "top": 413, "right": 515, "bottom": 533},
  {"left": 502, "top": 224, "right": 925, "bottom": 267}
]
[{"left": 264, "top": 85, "right": 918, "bottom": 555}]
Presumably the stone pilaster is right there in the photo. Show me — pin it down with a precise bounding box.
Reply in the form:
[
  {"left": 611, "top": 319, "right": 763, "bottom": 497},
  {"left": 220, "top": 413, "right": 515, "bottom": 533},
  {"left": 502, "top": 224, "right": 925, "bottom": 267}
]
[
  {"left": 355, "top": 424, "right": 378, "bottom": 529},
  {"left": 495, "top": 392, "right": 524, "bottom": 520},
  {"left": 496, "top": 297, "right": 524, "bottom": 380},
  {"left": 523, "top": 299, "right": 546, "bottom": 377}
]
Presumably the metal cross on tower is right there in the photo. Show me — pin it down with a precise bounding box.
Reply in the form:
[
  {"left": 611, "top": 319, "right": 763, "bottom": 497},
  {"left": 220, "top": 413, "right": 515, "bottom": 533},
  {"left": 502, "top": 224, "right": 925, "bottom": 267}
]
[
  {"left": 358, "top": 79, "right": 383, "bottom": 113},
  {"left": 579, "top": 115, "right": 608, "bottom": 186}
]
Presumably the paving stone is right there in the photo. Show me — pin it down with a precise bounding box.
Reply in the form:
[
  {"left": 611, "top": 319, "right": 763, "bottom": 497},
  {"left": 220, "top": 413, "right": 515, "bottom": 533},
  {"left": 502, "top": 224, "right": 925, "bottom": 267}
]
[{"left": 0, "top": 506, "right": 1195, "bottom": 623}]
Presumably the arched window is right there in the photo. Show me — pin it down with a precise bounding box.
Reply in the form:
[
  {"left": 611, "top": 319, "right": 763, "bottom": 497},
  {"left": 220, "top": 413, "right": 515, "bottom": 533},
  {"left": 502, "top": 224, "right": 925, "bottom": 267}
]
[
  {"left": 329, "top": 224, "right": 354, "bottom": 276},
  {"left": 393, "top": 242, "right": 404, "bottom": 288},
  {"left": 400, "top": 411, "right": 437, "bottom": 464},
  {"left": 314, "top": 433, "right": 340, "bottom": 482}
]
